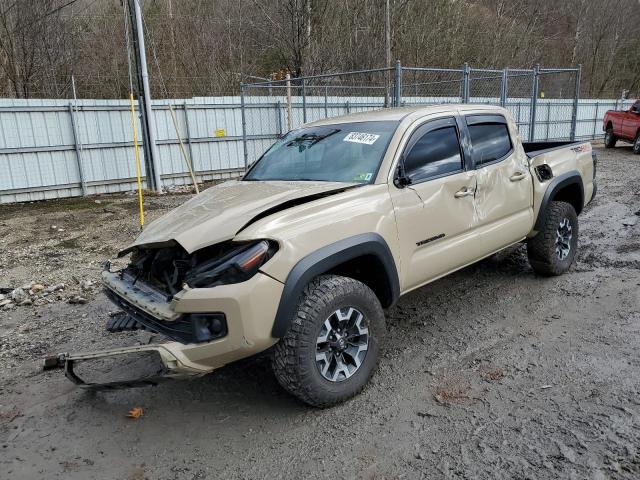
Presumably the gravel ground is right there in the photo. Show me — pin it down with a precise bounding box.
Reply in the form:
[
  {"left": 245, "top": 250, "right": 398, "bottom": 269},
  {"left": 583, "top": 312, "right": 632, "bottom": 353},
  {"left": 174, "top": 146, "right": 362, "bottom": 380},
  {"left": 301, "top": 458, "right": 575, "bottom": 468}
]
[{"left": 0, "top": 145, "right": 639, "bottom": 480}]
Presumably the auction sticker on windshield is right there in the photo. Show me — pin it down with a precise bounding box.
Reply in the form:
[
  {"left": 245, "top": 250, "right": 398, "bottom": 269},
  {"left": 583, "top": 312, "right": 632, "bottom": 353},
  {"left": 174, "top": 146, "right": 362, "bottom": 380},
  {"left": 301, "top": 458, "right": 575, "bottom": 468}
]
[{"left": 343, "top": 132, "right": 380, "bottom": 145}]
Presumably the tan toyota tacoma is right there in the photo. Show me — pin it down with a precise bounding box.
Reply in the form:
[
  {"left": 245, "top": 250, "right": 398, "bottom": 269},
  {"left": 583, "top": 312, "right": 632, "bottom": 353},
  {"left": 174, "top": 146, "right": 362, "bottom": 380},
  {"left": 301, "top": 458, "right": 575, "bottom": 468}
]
[{"left": 47, "top": 105, "right": 597, "bottom": 407}]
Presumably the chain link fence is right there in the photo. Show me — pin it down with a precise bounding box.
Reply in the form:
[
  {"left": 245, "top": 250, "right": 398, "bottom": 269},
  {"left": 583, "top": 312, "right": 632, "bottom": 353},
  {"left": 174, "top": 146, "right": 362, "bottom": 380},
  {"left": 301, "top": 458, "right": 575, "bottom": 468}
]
[
  {"left": 468, "top": 67, "right": 503, "bottom": 104},
  {"left": 240, "top": 68, "right": 396, "bottom": 167},
  {"left": 504, "top": 69, "right": 536, "bottom": 140},
  {"left": 2, "top": 63, "right": 635, "bottom": 203},
  {"left": 241, "top": 62, "right": 588, "bottom": 165},
  {"left": 400, "top": 67, "right": 464, "bottom": 105}
]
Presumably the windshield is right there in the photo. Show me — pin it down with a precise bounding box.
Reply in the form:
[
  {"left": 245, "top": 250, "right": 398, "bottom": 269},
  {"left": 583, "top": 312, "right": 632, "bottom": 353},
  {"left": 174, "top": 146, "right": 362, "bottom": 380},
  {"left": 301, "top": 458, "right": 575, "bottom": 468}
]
[{"left": 244, "top": 121, "right": 398, "bottom": 183}]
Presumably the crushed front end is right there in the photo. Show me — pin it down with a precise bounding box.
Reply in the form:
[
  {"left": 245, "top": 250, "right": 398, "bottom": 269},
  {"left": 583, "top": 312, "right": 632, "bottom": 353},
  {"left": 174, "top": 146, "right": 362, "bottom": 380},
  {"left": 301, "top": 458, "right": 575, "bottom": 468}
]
[{"left": 46, "top": 239, "right": 285, "bottom": 388}]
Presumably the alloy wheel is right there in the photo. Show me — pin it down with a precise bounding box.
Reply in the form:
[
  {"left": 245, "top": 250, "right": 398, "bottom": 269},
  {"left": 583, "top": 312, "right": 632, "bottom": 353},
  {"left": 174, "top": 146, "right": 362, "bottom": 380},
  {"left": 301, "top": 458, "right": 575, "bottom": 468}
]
[
  {"left": 555, "top": 217, "right": 573, "bottom": 260},
  {"left": 315, "top": 307, "right": 369, "bottom": 382}
]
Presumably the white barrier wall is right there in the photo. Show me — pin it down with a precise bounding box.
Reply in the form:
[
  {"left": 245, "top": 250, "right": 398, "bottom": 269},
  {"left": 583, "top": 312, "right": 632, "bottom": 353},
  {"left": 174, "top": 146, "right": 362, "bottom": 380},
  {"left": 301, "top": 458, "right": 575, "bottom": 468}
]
[{"left": 0, "top": 96, "right": 634, "bottom": 203}]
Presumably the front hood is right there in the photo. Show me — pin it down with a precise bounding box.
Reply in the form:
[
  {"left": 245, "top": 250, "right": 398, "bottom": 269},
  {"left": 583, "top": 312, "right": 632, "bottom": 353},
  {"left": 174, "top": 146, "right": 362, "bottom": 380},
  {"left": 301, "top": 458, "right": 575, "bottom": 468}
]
[{"left": 125, "top": 180, "right": 357, "bottom": 254}]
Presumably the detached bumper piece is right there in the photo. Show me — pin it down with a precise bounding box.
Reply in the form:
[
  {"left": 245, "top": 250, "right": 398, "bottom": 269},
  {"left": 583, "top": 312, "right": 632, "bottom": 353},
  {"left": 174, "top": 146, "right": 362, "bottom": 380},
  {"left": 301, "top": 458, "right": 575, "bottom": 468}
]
[
  {"left": 104, "top": 288, "right": 228, "bottom": 344},
  {"left": 43, "top": 346, "right": 173, "bottom": 391}
]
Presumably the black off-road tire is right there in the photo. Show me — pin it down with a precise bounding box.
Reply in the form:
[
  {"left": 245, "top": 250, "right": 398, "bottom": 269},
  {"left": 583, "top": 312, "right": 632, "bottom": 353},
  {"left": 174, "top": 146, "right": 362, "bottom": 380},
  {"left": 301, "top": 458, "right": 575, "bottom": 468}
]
[
  {"left": 272, "top": 275, "right": 386, "bottom": 408},
  {"left": 633, "top": 132, "right": 640, "bottom": 155},
  {"left": 527, "top": 201, "right": 579, "bottom": 276},
  {"left": 604, "top": 127, "right": 617, "bottom": 148}
]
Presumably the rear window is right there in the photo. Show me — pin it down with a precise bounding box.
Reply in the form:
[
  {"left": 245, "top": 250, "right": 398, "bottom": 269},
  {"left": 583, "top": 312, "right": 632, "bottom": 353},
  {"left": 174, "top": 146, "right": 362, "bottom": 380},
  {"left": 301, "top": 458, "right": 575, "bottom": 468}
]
[{"left": 468, "top": 122, "right": 512, "bottom": 166}]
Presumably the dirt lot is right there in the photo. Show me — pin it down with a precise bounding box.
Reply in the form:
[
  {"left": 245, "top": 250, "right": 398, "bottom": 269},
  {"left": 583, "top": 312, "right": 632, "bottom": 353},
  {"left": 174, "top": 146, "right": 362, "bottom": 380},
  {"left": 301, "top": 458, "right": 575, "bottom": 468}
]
[{"left": 1, "top": 145, "right": 639, "bottom": 480}]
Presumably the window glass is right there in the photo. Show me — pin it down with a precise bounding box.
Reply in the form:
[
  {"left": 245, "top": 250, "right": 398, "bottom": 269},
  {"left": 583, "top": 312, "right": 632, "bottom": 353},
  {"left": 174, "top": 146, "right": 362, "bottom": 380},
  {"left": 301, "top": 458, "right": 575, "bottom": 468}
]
[
  {"left": 468, "top": 123, "right": 512, "bottom": 166},
  {"left": 404, "top": 126, "right": 463, "bottom": 182},
  {"left": 244, "top": 121, "right": 398, "bottom": 183}
]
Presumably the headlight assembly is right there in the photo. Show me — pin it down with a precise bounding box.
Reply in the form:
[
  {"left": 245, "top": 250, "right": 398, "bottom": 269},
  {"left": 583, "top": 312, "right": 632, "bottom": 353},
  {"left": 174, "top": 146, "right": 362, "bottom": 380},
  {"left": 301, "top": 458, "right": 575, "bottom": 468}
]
[{"left": 184, "top": 240, "right": 276, "bottom": 288}]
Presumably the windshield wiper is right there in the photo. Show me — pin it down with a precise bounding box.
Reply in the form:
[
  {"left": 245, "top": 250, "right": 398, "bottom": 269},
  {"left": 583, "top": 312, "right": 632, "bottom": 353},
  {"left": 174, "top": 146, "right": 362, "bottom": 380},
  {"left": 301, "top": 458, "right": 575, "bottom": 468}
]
[{"left": 286, "top": 129, "right": 340, "bottom": 150}]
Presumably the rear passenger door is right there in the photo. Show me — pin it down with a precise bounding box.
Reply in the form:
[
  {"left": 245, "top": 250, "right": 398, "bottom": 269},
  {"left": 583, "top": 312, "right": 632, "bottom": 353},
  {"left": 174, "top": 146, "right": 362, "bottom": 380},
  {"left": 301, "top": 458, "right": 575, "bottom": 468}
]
[{"left": 464, "top": 114, "right": 533, "bottom": 252}]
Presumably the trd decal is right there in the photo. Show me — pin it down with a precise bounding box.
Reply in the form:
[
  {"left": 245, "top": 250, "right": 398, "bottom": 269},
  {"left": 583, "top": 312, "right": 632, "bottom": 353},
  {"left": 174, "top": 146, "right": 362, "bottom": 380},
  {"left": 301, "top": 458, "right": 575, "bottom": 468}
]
[{"left": 416, "top": 233, "right": 445, "bottom": 246}]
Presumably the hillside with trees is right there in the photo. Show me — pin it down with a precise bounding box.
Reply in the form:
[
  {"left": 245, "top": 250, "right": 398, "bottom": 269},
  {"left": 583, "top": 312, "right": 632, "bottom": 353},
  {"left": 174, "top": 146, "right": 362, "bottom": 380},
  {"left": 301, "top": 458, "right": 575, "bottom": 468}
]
[{"left": 0, "top": 0, "right": 638, "bottom": 99}]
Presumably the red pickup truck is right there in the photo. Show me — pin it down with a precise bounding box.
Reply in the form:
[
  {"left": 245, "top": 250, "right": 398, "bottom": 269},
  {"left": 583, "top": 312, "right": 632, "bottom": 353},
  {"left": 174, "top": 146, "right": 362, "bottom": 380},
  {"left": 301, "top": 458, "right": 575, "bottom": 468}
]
[{"left": 603, "top": 99, "right": 640, "bottom": 154}]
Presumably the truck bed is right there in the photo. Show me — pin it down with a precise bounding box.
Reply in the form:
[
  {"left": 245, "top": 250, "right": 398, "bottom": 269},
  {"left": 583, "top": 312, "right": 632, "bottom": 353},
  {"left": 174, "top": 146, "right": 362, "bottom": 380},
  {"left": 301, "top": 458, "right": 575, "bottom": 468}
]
[{"left": 522, "top": 141, "right": 583, "bottom": 158}]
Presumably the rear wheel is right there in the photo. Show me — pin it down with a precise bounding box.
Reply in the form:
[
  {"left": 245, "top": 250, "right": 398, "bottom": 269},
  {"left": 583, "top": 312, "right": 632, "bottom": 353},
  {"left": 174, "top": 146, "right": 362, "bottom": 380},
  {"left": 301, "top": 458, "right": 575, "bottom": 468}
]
[
  {"left": 527, "top": 201, "right": 579, "bottom": 276},
  {"left": 634, "top": 133, "right": 640, "bottom": 155},
  {"left": 272, "top": 275, "right": 385, "bottom": 407},
  {"left": 604, "top": 127, "right": 617, "bottom": 148}
]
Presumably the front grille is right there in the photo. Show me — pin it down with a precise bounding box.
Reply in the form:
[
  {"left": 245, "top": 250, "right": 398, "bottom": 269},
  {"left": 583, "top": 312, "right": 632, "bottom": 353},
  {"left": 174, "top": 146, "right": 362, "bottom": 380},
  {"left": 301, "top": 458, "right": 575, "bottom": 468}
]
[{"left": 106, "top": 313, "right": 151, "bottom": 333}]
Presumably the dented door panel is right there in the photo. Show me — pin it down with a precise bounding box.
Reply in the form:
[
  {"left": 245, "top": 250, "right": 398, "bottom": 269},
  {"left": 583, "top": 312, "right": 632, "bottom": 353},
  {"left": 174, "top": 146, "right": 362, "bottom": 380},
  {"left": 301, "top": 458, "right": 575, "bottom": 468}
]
[
  {"left": 465, "top": 112, "right": 534, "bottom": 251},
  {"left": 473, "top": 155, "right": 534, "bottom": 249},
  {"left": 389, "top": 171, "right": 478, "bottom": 291}
]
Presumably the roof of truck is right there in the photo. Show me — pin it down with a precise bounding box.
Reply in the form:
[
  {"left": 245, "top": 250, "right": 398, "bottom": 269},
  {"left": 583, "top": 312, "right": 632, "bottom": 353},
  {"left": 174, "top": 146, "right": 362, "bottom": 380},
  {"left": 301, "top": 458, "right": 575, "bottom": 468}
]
[{"left": 308, "top": 104, "right": 505, "bottom": 126}]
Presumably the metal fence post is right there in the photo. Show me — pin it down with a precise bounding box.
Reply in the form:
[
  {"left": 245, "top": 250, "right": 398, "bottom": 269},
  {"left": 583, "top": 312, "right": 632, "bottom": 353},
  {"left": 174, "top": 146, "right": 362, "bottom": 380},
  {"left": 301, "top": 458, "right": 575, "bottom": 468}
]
[
  {"left": 462, "top": 63, "right": 470, "bottom": 103},
  {"left": 68, "top": 103, "right": 87, "bottom": 195},
  {"left": 529, "top": 64, "right": 540, "bottom": 141},
  {"left": 324, "top": 86, "right": 328, "bottom": 118},
  {"left": 240, "top": 83, "right": 248, "bottom": 170},
  {"left": 393, "top": 60, "right": 402, "bottom": 107},
  {"left": 275, "top": 100, "right": 282, "bottom": 136},
  {"left": 183, "top": 101, "right": 195, "bottom": 169},
  {"left": 500, "top": 68, "right": 508, "bottom": 107},
  {"left": 286, "top": 74, "right": 293, "bottom": 131},
  {"left": 570, "top": 64, "right": 582, "bottom": 141},
  {"left": 302, "top": 79, "right": 307, "bottom": 123}
]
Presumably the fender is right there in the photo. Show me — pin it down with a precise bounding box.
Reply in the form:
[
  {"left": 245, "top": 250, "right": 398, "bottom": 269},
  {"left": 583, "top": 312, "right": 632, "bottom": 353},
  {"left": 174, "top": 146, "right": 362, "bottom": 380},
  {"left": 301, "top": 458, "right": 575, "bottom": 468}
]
[
  {"left": 271, "top": 233, "right": 400, "bottom": 338},
  {"left": 534, "top": 170, "right": 584, "bottom": 231}
]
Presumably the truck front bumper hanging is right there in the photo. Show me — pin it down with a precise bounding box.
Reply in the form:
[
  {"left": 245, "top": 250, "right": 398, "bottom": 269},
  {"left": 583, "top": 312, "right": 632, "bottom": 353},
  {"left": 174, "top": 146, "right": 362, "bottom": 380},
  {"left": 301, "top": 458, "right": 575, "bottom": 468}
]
[{"left": 43, "top": 343, "right": 208, "bottom": 391}]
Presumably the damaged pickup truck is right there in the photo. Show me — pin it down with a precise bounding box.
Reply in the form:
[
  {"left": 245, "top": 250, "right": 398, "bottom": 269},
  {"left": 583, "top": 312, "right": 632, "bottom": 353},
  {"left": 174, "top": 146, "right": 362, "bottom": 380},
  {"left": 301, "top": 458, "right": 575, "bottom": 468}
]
[{"left": 47, "top": 105, "right": 597, "bottom": 407}]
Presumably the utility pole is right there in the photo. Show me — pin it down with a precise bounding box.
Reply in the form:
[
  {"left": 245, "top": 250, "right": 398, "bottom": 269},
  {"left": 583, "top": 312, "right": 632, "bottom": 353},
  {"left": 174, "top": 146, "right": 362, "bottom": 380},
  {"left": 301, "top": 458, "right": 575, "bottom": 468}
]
[
  {"left": 385, "top": 0, "right": 391, "bottom": 107},
  {"left": 385, "top": 0, "right": 391, "bottom": 71},
  {"left": 127, "top": 0, "right": 163, "bottom": 193}
]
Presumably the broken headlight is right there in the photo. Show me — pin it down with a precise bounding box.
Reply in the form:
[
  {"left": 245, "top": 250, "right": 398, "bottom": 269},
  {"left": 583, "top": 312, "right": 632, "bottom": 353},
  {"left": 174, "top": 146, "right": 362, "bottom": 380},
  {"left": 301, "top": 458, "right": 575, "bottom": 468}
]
[{"left": 184, "top": 240, "right": 277, "bottom": 288}]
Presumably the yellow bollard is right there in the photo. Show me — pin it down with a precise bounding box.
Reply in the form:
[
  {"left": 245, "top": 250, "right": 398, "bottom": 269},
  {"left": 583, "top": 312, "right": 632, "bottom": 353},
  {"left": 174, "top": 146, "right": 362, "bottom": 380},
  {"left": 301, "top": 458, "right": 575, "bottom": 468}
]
[{"left": 129, "top": 93, "right": 145, "bottom": 229}]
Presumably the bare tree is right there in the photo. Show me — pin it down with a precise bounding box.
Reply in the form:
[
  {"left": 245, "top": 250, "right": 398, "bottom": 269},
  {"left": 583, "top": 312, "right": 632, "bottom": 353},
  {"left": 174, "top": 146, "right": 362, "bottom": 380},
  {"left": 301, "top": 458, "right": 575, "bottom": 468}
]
[
  {"left": 0, "top": 0, "right": 79, "bottom": 97},
  {"left": 0, "top": 0, "right": 638, "bottom": 99}
]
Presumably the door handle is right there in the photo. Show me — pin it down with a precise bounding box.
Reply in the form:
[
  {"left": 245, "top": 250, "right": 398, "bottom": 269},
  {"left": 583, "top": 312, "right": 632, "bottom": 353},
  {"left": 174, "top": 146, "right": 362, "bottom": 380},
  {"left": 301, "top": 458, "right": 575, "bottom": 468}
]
[
  {"left": 454, "top": 186, "right": 475, "bottom": 198},
  {"left": 510, "top": 172, "right": 527, "bottom": 182}
]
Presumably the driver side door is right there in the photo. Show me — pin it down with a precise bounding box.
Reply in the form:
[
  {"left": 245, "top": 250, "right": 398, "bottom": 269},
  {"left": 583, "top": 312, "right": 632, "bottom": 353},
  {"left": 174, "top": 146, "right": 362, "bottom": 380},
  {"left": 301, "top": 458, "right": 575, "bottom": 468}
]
[{"left": 388, "top": 116, "right": 478, "bottom": 292}]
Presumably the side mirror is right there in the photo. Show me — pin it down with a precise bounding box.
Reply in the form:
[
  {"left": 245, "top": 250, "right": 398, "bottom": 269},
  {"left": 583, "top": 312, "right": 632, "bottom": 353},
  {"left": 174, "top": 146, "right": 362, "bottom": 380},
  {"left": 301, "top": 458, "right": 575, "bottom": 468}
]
[{"left": 393, "top": 162, "right": 412, "bottom": 188}]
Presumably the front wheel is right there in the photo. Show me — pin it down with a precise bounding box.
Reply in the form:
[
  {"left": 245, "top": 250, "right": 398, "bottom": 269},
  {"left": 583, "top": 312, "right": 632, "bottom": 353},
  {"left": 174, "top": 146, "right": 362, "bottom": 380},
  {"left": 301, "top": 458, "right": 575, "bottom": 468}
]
[
  {"left": 272, "top": 275, "right": 385, "bottom": 407},
  {"left": 604, "top": 128, "right": 617, "bottom": 148},
  {"left": 634, "top": 133, "right": 640, "bottom": 155},
  {"left": 527, "top": 201, "right": 579, "bottom": 276}
]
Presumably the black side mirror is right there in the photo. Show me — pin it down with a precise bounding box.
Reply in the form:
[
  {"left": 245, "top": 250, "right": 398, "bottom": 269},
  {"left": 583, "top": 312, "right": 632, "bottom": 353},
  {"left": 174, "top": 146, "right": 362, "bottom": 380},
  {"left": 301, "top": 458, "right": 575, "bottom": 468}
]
[{"left": 393, "top": 162, "right": 412, "bottom": 188}]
